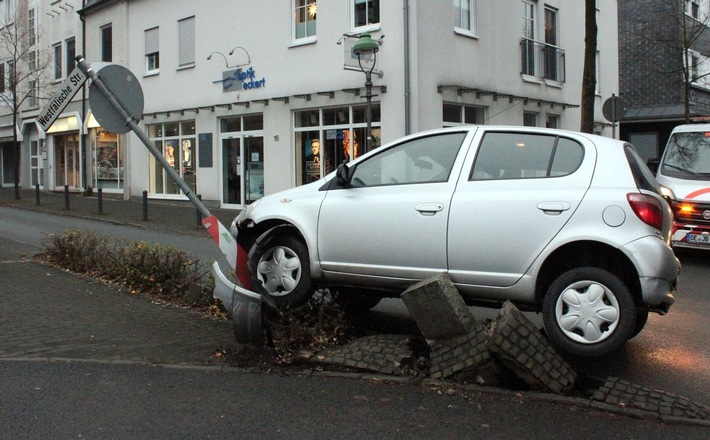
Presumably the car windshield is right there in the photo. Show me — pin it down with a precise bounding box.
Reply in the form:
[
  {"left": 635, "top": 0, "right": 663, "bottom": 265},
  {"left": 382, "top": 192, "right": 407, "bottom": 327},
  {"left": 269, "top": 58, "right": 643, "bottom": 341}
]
[{"left": 661, "top": 132, "right": 710, "bottom": 180}]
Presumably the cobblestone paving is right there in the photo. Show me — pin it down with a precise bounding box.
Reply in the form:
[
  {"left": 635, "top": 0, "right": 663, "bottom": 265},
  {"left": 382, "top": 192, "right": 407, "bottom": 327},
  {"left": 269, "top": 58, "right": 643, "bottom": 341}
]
[
  {"left": 592, "top": 377, "right": 710, "bottom": 420},
  {"left": 0, "top": 257, "right": 237, "bottom": 366}
]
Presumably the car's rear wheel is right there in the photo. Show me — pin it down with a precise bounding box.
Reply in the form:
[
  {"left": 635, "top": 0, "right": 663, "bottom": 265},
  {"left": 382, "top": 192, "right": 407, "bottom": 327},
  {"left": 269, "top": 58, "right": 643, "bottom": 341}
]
[
  {"left": 248, "top": 232, "right": 315, "bottom": 308},
  {"left": 543, "top": 267, "right": 636, "bottom": 357}
]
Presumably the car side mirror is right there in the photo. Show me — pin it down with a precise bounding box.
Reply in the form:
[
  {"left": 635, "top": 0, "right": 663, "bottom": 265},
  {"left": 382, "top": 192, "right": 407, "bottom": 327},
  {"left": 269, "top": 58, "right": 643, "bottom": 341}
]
[
  {"left": 336, "top": 163, "right": 352, "bottom": 187},
  {"left": 647, "top": 158, "right": 659, "bottom": 174}
]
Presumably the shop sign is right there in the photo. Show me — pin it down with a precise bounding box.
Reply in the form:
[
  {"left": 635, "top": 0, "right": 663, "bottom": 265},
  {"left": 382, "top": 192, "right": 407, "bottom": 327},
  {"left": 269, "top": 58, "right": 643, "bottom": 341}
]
[
  {"left": 222, "top": 66, "right": 266, "bottom": 93},
  {"left": 37, "top": 67, "right": 87, "bottom": 132}
]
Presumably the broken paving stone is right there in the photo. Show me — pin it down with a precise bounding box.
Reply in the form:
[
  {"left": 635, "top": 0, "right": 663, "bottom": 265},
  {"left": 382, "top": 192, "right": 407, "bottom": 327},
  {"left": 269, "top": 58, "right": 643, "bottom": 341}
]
[
  {"left": 488, "top": 301, "right": 576, "bottom": 395},
  {"left": 592, "top": 377, "right": 710, "bottom": 420},
  {"left": 428, "top": 320, "right": 493, "bottom": 380},
  {"left": 401, "top": 273, "right": 476, "bottom": 340},
  {"left": 312, "top": 334, "right": 427, "bottom": 376}
]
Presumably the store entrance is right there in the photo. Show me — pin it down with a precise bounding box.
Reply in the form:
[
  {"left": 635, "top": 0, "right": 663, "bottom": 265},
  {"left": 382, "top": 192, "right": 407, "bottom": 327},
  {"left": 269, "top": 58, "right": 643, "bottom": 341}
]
[
  {"left": 54, "top": 133, "right": 81, "bottom": 190},
  {"left": 221, "top": 135, "right": 264, "bottom": 207}
]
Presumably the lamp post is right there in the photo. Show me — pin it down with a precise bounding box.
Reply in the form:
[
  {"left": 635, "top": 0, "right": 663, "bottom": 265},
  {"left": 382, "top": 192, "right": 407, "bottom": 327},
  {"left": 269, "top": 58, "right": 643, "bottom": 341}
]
[{"left": 352, "top": 33, "right": 380, "bottom": 154}]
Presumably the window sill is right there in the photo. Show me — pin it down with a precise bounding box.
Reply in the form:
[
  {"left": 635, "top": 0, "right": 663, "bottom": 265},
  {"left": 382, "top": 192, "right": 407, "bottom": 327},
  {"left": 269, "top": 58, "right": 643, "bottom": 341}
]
[
  {"left": 352, "top": 24, "right": 381, "bottom": 34},
  {"left": 454, "top": 28, "right": 478, "bottom": 39},
  {"left": 544, "top": 79, "right": 563, "bottom": 88},
  {"left": 144, "top": 70, "right": 160, "bottom": 78},
  {"left": 522, "top": 74, "right": 543, "bottom": 84},
  {"left": 290, "top": 38, "right": 317, "bottom": 48},
  {"left": 177, "top": 64, "right": 195, "bottom": 71}
]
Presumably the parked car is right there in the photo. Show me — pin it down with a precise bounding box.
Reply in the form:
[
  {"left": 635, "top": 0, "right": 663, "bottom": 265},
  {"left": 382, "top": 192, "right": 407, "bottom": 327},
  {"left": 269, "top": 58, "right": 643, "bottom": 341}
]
[
  {"left": 227, "top": 126, "right": 680, "bottom": 357},
  {"left": 651, "top": 123, "right": 710, "bottom": 249}
]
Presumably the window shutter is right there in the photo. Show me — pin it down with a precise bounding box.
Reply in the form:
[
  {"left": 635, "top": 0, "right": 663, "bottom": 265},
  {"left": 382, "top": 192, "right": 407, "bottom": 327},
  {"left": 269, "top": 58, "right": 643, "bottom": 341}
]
[
  {"left": 178, "top": 17, "right": 195, "bottom": 67},
  {"left": 145, "top": 27, "right": 159, "bottom": 55}
]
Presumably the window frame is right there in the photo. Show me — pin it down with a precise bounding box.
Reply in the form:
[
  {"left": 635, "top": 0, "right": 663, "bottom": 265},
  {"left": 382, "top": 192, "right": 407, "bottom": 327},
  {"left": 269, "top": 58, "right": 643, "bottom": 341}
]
[
  {"left": 28, "top": 7, "right": 37, "bottom": 47},
  {"left": 351, "top": 0, "right": 380, "bottom": 32},
  {"left": 101, "top": 24, "right": 113, "bottom": 62},
  {"left": 292, "top": 0, "right": 317, "bottom": 45},
  {"left": 52, "top": 43, "right": 63, "bottom": 81},
  {"left": 470, "top": 132, "right": 584, "bottom": 181},
  {"left": 65, "top": 37, "right": 76, "bottom": 74},
  {"left": 454, "top": 0, "right": 477, "bottom": 38},
  {"left": 144, "top": 27, "right": 160, "bottom": 75}
]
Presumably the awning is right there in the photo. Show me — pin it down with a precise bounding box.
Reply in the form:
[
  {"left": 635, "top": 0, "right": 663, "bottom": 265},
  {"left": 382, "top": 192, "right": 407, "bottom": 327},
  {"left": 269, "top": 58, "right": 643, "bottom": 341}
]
[
  {"left": 622, "top": 103, "right": 708, "bottom": 122},
  {"left": 46, "top": 116, "right": 81, "bottom": 134}
]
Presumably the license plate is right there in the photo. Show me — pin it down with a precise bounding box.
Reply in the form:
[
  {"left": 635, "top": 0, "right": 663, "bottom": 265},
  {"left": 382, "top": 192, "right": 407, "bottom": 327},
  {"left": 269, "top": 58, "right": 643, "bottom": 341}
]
[{"left": 687, "top": 233, "right": 710, "bottom": 244}]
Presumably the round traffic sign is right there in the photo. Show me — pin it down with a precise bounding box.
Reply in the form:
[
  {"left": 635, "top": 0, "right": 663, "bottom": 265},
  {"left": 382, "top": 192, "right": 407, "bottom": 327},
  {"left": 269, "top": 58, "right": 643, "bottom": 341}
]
[
  {"left": 89, "top": 63, "right": 144, "bottom": 134},
  {"left": 602, "top": 95, "right": 625, "bottom": 123}
]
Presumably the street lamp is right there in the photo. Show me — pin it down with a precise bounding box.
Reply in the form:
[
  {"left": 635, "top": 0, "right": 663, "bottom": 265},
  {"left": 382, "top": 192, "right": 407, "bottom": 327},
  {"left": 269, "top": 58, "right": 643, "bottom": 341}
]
[{"left": 352, "top": 33, "right": 380, "bottom": 154}]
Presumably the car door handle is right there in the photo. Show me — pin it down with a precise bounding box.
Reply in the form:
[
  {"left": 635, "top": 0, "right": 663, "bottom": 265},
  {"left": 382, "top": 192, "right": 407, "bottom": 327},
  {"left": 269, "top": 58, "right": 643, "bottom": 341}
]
[
  {"left": 415, "top": 203, "right": 444, "bottom": 215},
  {"left": 537, "top": 202, "right": 571, "bottom": 215}
]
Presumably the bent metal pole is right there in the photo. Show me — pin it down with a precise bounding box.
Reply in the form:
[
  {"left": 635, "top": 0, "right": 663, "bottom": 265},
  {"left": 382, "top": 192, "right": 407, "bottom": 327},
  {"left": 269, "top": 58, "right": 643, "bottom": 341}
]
[
  {"left": 74, "top": 56, "right": 238, "bottom": 272},
  {"left": 75, "top": 56, "right": 209, "bottom": 218}
]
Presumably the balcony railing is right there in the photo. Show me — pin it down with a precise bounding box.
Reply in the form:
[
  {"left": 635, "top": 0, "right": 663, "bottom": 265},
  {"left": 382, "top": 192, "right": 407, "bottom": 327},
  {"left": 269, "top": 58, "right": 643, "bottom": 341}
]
[{"left": 520, "top": 38, "right": 566, "bottom": 83}]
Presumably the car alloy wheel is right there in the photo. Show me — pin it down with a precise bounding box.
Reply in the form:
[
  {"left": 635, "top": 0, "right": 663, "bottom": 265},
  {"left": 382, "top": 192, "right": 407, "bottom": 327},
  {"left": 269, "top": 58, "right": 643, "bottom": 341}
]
[
  {"left": 248, "top": 230, "right": 315, "bottom": 308},
  {"left": 543, "top": 267, "right": 635, "bottom": 357}
]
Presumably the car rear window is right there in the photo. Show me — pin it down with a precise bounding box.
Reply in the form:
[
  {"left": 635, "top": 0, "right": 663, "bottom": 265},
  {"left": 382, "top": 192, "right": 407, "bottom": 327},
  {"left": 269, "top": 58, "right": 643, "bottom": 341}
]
[
  {"left": 625, "top": 144, "right": 661, "bottom": 193},
  {"left": 470, "top": 132, "right": 584, "bottom": 180}
]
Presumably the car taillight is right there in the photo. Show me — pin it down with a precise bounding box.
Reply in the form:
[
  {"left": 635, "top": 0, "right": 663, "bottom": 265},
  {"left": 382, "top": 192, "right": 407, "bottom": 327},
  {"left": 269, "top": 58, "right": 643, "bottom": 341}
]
[{"left": 627, "top": 193, "right": 663, "bottom": 230}]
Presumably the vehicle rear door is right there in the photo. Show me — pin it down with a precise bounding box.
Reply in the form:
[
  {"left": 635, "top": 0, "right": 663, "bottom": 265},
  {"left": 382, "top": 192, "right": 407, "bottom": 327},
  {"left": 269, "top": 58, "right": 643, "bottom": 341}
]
[{"left": 447, "top": 129, "right": 594, "bottom": 289}]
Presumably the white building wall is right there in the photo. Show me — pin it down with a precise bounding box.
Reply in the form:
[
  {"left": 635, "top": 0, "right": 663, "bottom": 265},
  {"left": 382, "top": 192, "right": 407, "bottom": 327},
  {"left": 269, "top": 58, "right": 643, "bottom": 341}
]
[{"left": 74, "top": 0, "right": 619, "bottom": 206}]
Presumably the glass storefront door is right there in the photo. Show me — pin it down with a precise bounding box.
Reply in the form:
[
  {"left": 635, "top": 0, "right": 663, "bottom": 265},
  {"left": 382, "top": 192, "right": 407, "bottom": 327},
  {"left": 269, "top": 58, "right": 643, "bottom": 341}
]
[
  {"left": 244, "top": 136, "right": 264, "bottom": 204},
  {"left": 222, "top": 137, "right": 242, "bottom": 205},
  {"left": 222, "top": 135, "right": 264, "bottom": 207},
  {"left": 54, "top": 133, "right": 81, "bottom": 189}
]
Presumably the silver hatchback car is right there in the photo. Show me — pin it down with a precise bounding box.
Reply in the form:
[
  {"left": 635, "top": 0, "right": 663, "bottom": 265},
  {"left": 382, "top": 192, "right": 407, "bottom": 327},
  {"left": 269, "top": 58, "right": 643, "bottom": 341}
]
[{"left": 227, "top": 126, "right": 680, "bottom": 357}]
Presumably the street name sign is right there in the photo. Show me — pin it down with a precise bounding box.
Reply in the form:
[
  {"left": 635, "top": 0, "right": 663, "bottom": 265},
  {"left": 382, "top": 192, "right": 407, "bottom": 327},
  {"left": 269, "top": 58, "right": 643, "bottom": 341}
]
[{"left": 36, "top": 66, "right": 87, "bottom": 132}]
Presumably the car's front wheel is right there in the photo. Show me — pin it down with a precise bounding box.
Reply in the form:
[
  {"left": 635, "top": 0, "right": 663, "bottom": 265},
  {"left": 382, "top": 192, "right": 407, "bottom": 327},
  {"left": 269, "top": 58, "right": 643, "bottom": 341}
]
[
  {"left": 542, "top": 267, "right": 636, "bottom": 357},
  {"left": 248, "top": 231, "right": 315, "bottom": 308}
]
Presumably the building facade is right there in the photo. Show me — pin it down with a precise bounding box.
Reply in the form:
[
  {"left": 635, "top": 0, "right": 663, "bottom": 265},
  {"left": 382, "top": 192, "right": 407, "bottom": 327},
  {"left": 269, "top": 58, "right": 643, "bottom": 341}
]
[
  {"left": 619, "top": 0, "right": 710, "bottom": 162},
  {"left": 1, "top": 0, "right": 619, "bottom": 209}
]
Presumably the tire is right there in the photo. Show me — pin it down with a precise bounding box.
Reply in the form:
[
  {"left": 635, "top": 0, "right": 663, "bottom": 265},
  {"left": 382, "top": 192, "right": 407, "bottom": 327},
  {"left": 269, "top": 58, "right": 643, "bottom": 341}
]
[
  {"left": 630, "top": 308, "right": 649, "bottom": 339},
  {"left": 247, "top": 231, "right": 315, "bottom": 308},
  {"left": 542, "top": 267, "right": 636, "bottom": 357}
]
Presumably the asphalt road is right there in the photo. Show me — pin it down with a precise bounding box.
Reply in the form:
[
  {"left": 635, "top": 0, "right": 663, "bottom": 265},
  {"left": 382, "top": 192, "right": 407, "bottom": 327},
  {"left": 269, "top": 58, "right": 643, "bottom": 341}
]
[{"left": 1, "top": 203, "right": 709, "bottom": 438}]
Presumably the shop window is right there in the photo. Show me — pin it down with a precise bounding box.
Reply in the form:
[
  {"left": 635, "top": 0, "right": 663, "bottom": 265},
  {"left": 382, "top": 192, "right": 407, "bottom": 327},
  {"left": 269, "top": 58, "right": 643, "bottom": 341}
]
[
  {"left": 147, "top": 121, "right": 195, "bottom": 196},
  {"left": 92, "top": 129, "right": 124, "bottom": 191},
  {"left": 443, "top": 103, "right": 485, "bottom": 126},
  {"left": 294, "top": 104, "right": 381, "bottom": 186}
]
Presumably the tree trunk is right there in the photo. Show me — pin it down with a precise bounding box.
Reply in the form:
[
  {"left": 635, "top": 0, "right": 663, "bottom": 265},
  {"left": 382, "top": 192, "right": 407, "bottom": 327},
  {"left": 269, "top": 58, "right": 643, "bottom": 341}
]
[{"left": 580, "top": 0, "right": 598, "bottom": 134}]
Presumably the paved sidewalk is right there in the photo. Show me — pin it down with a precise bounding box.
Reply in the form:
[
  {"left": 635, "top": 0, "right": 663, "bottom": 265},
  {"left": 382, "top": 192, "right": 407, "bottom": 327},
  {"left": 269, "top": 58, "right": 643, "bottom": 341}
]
[
  {"left": 0, "top": 186, "right": 238, "bottom": 237},
  {"left": 0, "top": 186, "right": 240, "bottom": 365}
]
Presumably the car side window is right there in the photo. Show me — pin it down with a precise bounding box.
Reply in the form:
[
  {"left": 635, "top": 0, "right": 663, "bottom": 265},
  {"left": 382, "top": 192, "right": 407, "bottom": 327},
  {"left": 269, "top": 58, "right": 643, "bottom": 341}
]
[
  {"left": 470, "top": 132, "right": 583, "bottom": 180},
  {"left": 351, "top": 132, "right": 466, "bottom": 187}
]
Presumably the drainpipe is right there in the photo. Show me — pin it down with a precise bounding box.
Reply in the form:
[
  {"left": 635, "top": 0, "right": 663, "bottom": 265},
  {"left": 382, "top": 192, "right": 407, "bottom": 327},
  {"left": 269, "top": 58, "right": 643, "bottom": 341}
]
[
  {"left": 80, "top": 0, "right": 88, "bottom": 190},
  {"left": 403, "top": 0, "right": 411, "bottom": 135}
]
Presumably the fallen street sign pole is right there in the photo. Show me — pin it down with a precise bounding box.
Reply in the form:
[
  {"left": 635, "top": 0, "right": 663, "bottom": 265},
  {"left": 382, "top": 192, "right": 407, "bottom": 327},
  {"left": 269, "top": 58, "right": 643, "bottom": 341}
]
[{"left": 74, "top": 55, "right": 266, "bottom": 346}]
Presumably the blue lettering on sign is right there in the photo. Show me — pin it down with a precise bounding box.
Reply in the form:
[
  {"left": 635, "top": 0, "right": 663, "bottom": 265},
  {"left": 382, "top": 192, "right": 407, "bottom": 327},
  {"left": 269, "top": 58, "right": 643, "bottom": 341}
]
[{"left": 222, "top": 66, "right": 266, "bottom": 93}]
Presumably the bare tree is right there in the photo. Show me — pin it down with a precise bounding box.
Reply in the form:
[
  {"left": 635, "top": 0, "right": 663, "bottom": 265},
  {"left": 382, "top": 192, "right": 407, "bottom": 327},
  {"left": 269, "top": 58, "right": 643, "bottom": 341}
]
[
  {"left": 580, "top": 0, "right": 597, "bottom": 134},
  {"left": 0, "top": 3, "right": 50, "bottom": 199}
]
